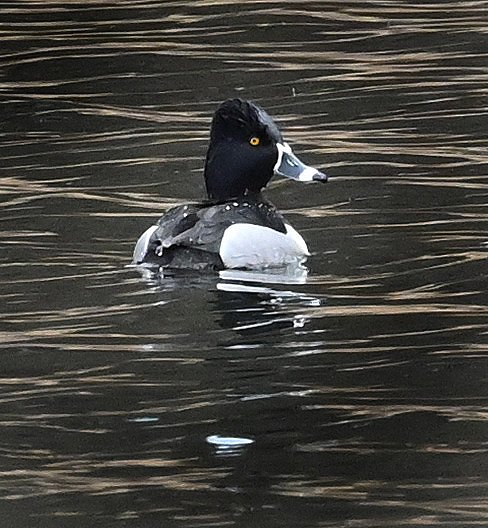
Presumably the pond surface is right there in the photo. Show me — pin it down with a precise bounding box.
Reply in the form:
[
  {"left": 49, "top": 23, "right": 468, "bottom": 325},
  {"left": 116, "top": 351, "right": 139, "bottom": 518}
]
[{"left": 1, "top": 1, "right": 487, "bottom": 526}]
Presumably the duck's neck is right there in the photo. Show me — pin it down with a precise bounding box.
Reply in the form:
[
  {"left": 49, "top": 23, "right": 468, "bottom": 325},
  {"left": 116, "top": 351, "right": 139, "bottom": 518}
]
[
  {"left": 205, "top": 189, "right": 265, "bottom": 204},
  {"left": 204, "top": 141, "right": 273, "bottom": 201}
]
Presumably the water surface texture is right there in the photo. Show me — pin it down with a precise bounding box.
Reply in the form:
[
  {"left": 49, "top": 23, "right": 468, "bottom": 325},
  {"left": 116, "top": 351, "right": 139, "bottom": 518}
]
[{"left": 1, "top": 1, "right": 487, "bottom": 527}]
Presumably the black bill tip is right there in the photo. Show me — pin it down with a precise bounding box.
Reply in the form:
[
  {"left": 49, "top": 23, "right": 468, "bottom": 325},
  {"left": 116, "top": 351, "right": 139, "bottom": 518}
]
[{"left": 312, "top": 171, "right": 328, "bottom": 183}]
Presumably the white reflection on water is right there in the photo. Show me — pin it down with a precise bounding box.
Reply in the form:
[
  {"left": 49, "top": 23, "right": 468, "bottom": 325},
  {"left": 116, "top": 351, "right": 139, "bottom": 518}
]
[
  {"left": 219, "top": 265, "right": 309, "bottom": 285},
  {"left": 206, "top": 434, "right": 255, "bottom": 458}
]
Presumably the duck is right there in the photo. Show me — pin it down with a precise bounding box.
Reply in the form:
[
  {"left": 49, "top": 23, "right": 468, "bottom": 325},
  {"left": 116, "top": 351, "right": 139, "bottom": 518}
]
[{"left": 133, "top": 98, "right": 327, "bottom": 271}]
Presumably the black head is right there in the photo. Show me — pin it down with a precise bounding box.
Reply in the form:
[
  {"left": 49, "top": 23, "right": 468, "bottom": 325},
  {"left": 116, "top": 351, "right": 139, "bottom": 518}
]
[
  {"left": 204, "top": 99, "right": 281, "bottom": 200},
  {"left": 204, "top": 99, "right": 327, "bottom": 201}
]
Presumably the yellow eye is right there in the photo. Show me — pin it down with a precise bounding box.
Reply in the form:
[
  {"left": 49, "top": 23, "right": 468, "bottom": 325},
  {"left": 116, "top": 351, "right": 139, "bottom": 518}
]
[{"left": 249, "top": 136, "right": 260, "bottom": 146}]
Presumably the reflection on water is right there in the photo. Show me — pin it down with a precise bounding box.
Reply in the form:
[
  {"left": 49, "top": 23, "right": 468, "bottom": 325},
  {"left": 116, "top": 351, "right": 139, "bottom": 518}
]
[{"left": 1, "top": 1, "right": 487, "bottom": 526}]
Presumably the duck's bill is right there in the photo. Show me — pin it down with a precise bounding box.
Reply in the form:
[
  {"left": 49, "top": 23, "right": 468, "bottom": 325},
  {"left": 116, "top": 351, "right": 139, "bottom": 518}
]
[{"left": 274, "top": 142, "right": 327, "bottom": 183}]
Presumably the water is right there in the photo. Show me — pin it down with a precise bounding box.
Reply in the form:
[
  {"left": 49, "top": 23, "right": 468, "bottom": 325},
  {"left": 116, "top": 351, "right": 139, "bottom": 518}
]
[{"left": 1, "top": 1, "right": 487, "bottom": 526}]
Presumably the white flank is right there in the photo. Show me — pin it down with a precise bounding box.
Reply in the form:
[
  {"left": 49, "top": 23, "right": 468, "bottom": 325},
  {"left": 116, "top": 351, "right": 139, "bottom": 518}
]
[
  {"left": 219, "top": 223, "right": 309, "bottom": 269},
  {"left": 133, "top": 224, "right": 158, "bottom": 263}
]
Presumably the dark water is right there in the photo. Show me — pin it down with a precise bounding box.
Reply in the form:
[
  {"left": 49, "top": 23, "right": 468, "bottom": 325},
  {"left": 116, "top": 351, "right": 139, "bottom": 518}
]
[{"left": 1, "top": 1, "right": 487, "bottom": 526}]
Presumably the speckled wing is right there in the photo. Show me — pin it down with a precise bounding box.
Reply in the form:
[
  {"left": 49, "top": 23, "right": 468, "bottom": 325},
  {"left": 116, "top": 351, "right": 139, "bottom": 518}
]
[
  {"left": 133, "top": 200, "right": 287, "bottom": 265},
  {"left": 159, "top": 203, "right": 230, "bottom": 254},
  {"left": 132, "top": 204, "right": 204, "bottom": 264},
  {"left": 163, "top": 200, "right": 286, "bottom": 249}
]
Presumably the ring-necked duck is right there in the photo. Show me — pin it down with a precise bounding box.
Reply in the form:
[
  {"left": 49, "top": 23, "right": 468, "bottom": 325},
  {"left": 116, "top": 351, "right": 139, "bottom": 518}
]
[{"left": 133, "top": 99, "right": 327, "bottom": 271}]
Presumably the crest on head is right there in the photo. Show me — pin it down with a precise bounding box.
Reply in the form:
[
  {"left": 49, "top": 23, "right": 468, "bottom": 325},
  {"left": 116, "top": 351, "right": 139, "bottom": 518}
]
[{"left": 210, "top": 99, "right": 283, "bottom": 145}]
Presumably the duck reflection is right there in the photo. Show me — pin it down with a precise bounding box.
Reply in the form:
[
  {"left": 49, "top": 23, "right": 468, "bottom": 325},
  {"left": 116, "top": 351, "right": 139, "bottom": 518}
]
[
  {"left": 213, "top": 266, "right": 324, "bottom": 338},
  {"left": 132, "top": 263, "right": 324, "bottom": 339}
]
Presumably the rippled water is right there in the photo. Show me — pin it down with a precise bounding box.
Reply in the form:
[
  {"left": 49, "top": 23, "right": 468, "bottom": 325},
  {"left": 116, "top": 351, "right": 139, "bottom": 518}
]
[{"left": 1, "top": 1, "right": 487, "bottom": 526}]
